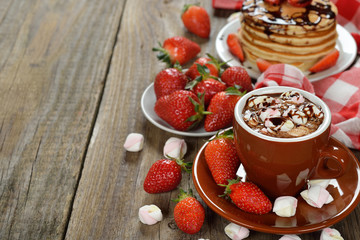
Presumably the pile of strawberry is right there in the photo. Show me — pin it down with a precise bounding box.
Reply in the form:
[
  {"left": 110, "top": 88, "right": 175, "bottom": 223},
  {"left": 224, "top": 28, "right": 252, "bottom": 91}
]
[{"left": 152, "top": 38, "right": 253, "bottom": 132}]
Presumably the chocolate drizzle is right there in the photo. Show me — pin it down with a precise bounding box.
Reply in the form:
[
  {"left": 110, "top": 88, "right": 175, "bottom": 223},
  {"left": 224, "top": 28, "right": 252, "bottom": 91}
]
[{"left": 241, "top": 0, "right": 336, "bottom": 35}]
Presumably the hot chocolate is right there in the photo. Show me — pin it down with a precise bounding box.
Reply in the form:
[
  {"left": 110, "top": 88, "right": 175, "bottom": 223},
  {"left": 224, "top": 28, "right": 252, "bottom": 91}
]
[{"left": 242, "top": 90, "right": 324, "bottom": 138}]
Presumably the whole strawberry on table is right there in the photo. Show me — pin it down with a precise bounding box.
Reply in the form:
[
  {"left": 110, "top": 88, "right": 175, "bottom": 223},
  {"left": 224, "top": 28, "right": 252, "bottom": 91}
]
[{"left": 173, "top": 189, "right": 205, "bottom": 234}]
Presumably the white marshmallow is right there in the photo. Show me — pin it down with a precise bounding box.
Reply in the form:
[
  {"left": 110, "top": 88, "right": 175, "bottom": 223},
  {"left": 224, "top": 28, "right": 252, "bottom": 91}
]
[
  {"left": 259, "top": 108, "right": 281, "bottom": 122},
  {"left": 320, "top": 227, "right": 344, "bottom": 240},
  {"left": 138, "top": 204, "right": 163, "bottom": 225},
  {"left": 279, "top": 235, "right": 302, "bottom": 240},
  {"left": 163, "top": 137, "right": 187, "bottom": 159},
  {"left": 300, "top": 185, "right": 332, "bottom": 208},
  {"left": 224, "top": 223, "right": 250, "bottom": 240},
  {"left": 307, "top": 179, "right": 331, "bottom": 189},
  {"left": 273, "top": 196, "right": 298, "bottom": 217},
  {"left": 124, "top": 133, "right": 144, "bottom": 152},
  {"left": 280, "top": 120, "right": 295, "bottom": 132}
]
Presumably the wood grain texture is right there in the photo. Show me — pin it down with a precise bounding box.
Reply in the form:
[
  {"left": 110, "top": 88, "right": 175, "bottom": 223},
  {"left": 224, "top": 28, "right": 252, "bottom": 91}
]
[
  {"left": 0, "top": 0, "right": 125, "bottom": 239},
  {"left": 64, "top": 0, "right": 360, "bottom": 239},
  {"left": 1, "top": 0, "right": 359, "bottom": 239}
]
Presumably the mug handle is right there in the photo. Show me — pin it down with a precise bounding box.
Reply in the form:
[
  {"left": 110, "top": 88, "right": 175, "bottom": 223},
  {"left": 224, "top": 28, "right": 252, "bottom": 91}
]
[{"left": 313, "top": 144, "right": 350, "bottom": 179}]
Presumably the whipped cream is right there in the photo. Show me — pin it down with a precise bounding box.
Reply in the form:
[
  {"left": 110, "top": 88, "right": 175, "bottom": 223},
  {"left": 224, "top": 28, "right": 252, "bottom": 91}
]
[{"left": 243, "top": 91, "right": 324, "bottom": 138}]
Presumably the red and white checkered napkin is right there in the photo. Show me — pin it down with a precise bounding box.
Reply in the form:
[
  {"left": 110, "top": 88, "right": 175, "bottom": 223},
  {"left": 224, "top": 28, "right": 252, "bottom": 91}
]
[{"left": 254, "top": 64, "right": 360, "bottom": 150}]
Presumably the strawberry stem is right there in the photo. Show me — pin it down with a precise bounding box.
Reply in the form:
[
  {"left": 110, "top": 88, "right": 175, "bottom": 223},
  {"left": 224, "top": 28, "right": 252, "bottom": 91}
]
[
  {"left": 218, "top": 178, "right": 240, "bottom": 197},
  {"left": 152, "top": 43, "right": 172, "bottom": 68},
  {"left": 225, "top": 85, "right": 247, "bottom": 96},
  {"left": 172, "top": 189, "right": 194, "bottom": 203},
  {"left": 186, "top": 94, "right": 211, "bottom": 130}
]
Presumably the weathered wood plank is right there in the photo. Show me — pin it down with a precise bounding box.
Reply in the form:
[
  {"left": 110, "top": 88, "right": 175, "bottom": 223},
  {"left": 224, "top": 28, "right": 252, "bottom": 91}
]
[
  {"left": 65, "top": 0, "right": 360, "bottom": 239},
  {"left": 0, "top": 0, "right": 125, "bottom": 239}
]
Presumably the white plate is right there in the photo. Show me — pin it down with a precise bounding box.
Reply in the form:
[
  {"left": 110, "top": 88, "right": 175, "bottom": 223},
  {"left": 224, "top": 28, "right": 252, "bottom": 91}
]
[
  {"left": 216, "top": 20, "right": 357, "bottom": 82},
  {"left": 140, "top": 83, "right": 218, "bottom": 137}
]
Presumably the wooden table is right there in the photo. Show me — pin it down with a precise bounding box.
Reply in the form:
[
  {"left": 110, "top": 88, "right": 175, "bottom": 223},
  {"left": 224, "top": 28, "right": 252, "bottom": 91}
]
[{"left": 1, "top": 0, "right": 359, "bottom": 239}]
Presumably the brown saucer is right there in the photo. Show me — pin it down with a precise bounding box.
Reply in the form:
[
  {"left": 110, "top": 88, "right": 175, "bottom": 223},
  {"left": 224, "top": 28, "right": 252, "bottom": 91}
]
[{"left": 192, "top": 133, "right": 360, "bottom": 234}]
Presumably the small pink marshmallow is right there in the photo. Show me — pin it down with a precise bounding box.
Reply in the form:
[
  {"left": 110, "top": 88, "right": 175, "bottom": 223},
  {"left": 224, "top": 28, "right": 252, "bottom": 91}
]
[
  {"left": 163, "top": 137, "right": 187, "bottom": 159},
  {"left": 124, "top": 133, "right": 144, "bottom": 152},
  {"left": 279, "top": 235, "right": 301, "bottom": 240},
  {"left": 300, "top": 185, "right": 332, "bottom": 208},
  {"left": 138, "top": 204, "right": 163, "bottom": 225},
  {"left": 273, "top": 196, "right": 298, "bottom": 217},
  {"left": 320, "top": 227, "right": 344, "bottom": 240},
  {"left": 224, "top": 223, "right": 250, "bottom": 240}
]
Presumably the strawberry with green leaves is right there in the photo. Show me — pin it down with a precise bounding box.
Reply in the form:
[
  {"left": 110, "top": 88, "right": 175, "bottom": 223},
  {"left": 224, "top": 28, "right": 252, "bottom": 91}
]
[
  {"left": 221, "top": 66, "right": 253, "bottom": 92},
  {"left": 227, "top": 33, "right": 244, "bottom": 62},
  {"left": 154, "top": 64, "right": 188, "bottom": 99},
  {"left": 186, "top": 64, "right": 226, "bottom": 106},
  {"left": 204, "top": 87, "right": 245, "bottom": 132},
  {"left": 154, "top": 90, "right": 209, "bottom": 131},
  {"left": 144, "top": 158, "right": 192, "bottom": 194},
  {"left": 185, "top": 54, "right": 222, "bottom": 80},
  {"left": 181, "top": 4, "right": 210, "bottom": 38},
  {"left": 221, "top": 179, "right": 272, "bottom": 215},
  {"left": 204, "top": 129, "right": 241, "bottom": 185},
  {"left": 173, "top": 189, "right": 205, "bottom": 234},
  {"left": 309, "top": 49, "right": 339, "bottom": 73},
  {"left": 153, "top": 36, "right": 201, "bottom": 67}
]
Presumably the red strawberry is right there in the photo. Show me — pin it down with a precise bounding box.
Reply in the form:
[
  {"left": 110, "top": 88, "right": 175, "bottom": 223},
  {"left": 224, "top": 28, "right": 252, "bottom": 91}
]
[
  {"left": 143, "top": 158, "right": 191, "bottom": 194},
  {"left": 153, "top": 36, "right": 201, "bottom": 67},
  {"left": 287, "top": 0, "right": 312, "bottom": 7},
  {"left": 351, "top": 32, "right": 360, "bottom": 54},
  {"left": 186, "top": 56, "right": 219, "bottom": 80},
  {"left": 256, "top": 58, "right": 272, "bottom": 73},
  {"left": 264, "top": 0, "right": 282, "bottom": 4},
  {"left": 221, "top": 179, "right": 272, "bottom": 215},
  {"left": 193, "top": 78, "right": 226, "bottom": 106},
  {"left": 221, "top": 66, "right": 253, "bottom": 92},
  {"left": 173, "top": 189, "right": 205, "bottom": 234},
  {"left": 186, "top": 64, "right": 226, "bottom": 106},
  {"left": 204, "top": 87, "right": 245, "bottom": 132},
  {"left": 154, "top": 66, "right": 188, "bottom": 99},
  {"left": 181, "top": 4, "right": 210, "bottom": 38},
  {"left": 227, "top": 33, "right": 244, "bottom": 62},
  {"left": 154, "top": 90, "right": 207, "bottom": 131},
  {"left": 309, "top": 49, "right": 339, "bottom": 73},
  {"left": 204, "top": 129, "right": 241, "bottom": 185}
]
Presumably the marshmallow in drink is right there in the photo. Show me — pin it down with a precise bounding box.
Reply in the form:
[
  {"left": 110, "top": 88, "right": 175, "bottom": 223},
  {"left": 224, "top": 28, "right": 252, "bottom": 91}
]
[
  {"left": 124, "top": 133, "right": 144, "bottom": 152},
  {"left": 279, "top": 235, "right": 302, "bottom": 240},
  {"left": 224, "top": 223, "right": 250, "bottom": 240},
  {"left": 320, "top": 227, "right": 344, "bottom": 240},
  {"left": 138, "top": 204, "right": 163, "bottom": 225},
  {"left": 300, "top": 185, "right": 333, "bottom": 208},
  {"left": 163, "top": 137, "right": 187, "bottom": 159},
  {"left": 273, "top": 196, "right": 298, "bottom": 217}
]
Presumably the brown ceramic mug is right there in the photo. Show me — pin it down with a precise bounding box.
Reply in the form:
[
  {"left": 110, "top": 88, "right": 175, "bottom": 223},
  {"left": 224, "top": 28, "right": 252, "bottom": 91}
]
[{"left": 233, "top": 86, "right": 350, "bottom": 199}]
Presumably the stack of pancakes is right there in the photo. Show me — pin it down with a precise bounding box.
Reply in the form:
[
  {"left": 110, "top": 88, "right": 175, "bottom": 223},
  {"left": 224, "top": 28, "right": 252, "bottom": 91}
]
[{"left": 238, "top": 0, "right": 338, "bottom": 71}]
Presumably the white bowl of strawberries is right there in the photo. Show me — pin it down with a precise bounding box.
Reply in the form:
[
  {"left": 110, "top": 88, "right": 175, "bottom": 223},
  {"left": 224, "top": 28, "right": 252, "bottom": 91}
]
[{"left": 142, "top": 37, "right": 254, "bottom": 137}]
